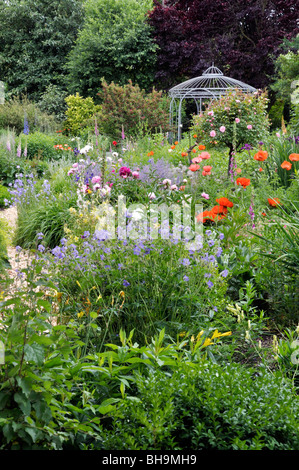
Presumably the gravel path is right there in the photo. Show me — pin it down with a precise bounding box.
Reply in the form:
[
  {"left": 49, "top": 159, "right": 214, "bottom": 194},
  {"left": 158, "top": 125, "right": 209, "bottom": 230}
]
[{"left": 0, "top": 206, "right": 32, "bottom": 282}]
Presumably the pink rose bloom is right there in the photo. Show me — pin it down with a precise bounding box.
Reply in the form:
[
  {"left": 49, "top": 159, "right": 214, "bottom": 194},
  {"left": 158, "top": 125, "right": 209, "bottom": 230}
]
[
  {"left": 276, "top": 132, "right": 281, "bottom": 137},
  {"left": 210, "top": 130, "right": 216, "bottom": 138},
  {"left": 220, "top": 126, "right": 226, "bottom": 133},
  {"left": 208, "top": 111, "right": 214, "bottom": 116},
  {"left": 192, "top": 156, "right": 202, "bottom": 163},
  {"left": 170, "top": 184, "right": 178, "bottom": 191},
  {"left": 235, "top": 118, "right": 240, "bottom": 123},
  {"left": 247, "top": 125, "right": 252, "bottom": 130},
  {"left": 200, "top": 152, "right": 211, "bottom": 160},
  {"left": 201, "top": 192, "right": 210, "bottom": 199},
  {"left": 91, "top": 175, "right": 101, "bottom": 184},
  {"left": 132, "top": 171, "right": 139, "bottom": 179}
]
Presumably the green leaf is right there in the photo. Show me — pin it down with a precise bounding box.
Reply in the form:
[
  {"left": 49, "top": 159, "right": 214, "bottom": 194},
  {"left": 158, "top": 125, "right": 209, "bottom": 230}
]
[
  {"left": 14, "top": 392, "right": 31, "bottom": 416},
  {"left": 37, "top": 299, "right": 52, "bottom": 313},
  {"left": 24, "top": 343, "right": 45, "bottom": 366}
]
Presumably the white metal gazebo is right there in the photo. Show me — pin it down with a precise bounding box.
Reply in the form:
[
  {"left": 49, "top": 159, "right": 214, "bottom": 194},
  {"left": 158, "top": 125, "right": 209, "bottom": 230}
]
[{"left": 168, "top": 65, "right": 257, "bottom": 141}]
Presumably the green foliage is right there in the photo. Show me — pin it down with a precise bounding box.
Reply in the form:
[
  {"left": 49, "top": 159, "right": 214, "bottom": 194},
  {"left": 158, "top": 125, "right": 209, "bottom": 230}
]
[
  {"left": 66, "top": 0, "right": 157, "bottom": 98},
  {"left": 0, "top": 185, "right": 12, "bottom": 208},
  {"left": 15, "top": 194, "right": 77, "bottom": 250},
  {"left": 38, "top": 85, "right": 68, "bottom": 123},
  {"left": 263, "top": 135, "right": 299, "bottom": 188},
  {"left": 271, "top": 35, "right": 299, "bottom": 103},
  {"left": 0, "top": 217, "right": 9, "bottom": 272},
  {"left": 96, "top": 79, "right": 170, "bottom": 140},
  {"left": 21, "top": 132, "right": 74, "bottom": 161},
  {"left": 0, "top": 0, "right": 83, "bottom": 101},
  {"left": 0, "top": 96, "right": 58, "bottom": 135},
  {"left": 99, "top": 360, "right": 299, "bottom": 450},
  {"left": 63, "top": 93, "right": 101, "bottom": 136}
]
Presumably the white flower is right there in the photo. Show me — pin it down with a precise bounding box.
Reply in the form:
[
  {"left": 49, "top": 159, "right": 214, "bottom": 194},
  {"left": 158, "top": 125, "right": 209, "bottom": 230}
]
[
  {"left": 80, "top": 144, "right": 93, "bottom": 154},
  {"left": 148, "top": 192, "right": 156, "bottom": 200},
  {"left": 163, "top": 178, "right": 171, "bottom": 186},
  {"left": 170, "top": 184, "right": 178, "bottom": 190}
]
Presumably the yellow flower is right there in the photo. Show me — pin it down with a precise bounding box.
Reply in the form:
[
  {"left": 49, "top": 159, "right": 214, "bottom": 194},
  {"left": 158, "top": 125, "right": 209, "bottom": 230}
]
[
  {"left": 211, "top": 329, "right": 232, "bottom": 340},
  {"left": 77, "top": 311, "right": 84, "bottom": 318},
  {"left": 196, "top": 330, "right": 204, "bottom": 341},
  {"left": 119, "top": 291, "right": 125, "bottom": 298},
  {"left": 202, "top": 338, "right": 214, "bottom": 348}
]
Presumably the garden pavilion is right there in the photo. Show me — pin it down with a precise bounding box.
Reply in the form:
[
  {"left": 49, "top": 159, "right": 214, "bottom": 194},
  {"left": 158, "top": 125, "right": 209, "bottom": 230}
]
[{"left": 168, "top": 65, "right": 257, "bottom": 141}]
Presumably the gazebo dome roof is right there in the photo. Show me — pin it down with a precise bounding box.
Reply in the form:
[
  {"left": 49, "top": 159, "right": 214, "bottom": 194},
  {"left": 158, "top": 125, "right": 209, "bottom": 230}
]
[
  {"left": 169, "top": 65, "right": 256, "bottom": 99},
  {"left": 168, "top": 65, "right": 257, "bottom": 141}
]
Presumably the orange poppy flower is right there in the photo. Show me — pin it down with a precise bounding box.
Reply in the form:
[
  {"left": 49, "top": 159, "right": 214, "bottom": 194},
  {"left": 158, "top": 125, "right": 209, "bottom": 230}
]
[
  {"left": 181, "top": 152, "right": 188, "bottom": 157},
  {"left": 179, "top": 185, "right": 186, "bottom": 191},
  {"left": 198, "top": 145, "right": 206, "bottom": 150},
  {"left": 268, "top": 198, "right": 280, "bottom": 207},
  {"left": 189, "top": 164, "right": 200, "bottom": 172},
  {"left": 210, "top": 205, "right": 228, "bottom": 215},
  {"left": 196, "top": 210, "right": 213, "bottom": 223},
  {"left": 193, "top": 134, "right": 197, "bottom": 138},
  {"left": 216, "top": 197, "right": 234, "bottom": 208},
  {"left": 147, "top": 151, "right": 154, "bottom": 156},
  {"left": 281, "top": 161, "right": 292, "bottom": 170},
  {"left": 262, "top": 212, "right": 266, "bottom": 216},
  {"left": 259, "top": 167, "right": 263, "bottom": 172},
  {"left": 175, "top": 141, "right": 179, "bottom": 145},
  {"left": 289, "top": 153, "right": 299, "bottom": 161},
  {"left": 236, "top": 177, "right": 251, "bottom": 188},
  {"left": 254, "top": 150, "right": 268, "bottom": 161},
  {"left": 171, "top": 145, "right": 176, "bottom": 149}
]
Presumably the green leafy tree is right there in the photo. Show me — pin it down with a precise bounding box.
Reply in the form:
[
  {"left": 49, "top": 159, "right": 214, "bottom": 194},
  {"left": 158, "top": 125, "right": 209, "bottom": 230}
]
[
  {"left": 66, "top": 0, "right": 157, "bottom": 98},
  {"left": 0, "top": 0, "right": 84, "bottom": 101},
  {"left": 271, "top": 35, "right": 299, "bottom": 102}
]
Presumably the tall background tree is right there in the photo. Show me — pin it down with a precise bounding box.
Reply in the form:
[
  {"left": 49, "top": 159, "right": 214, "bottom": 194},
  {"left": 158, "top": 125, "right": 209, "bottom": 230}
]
[
  {"left": 0, "top": 0, "right": 84, "bottom": 101},
  {"left": 148, "top": 0, "right": 299, "bottom": 93},
  {"left": 66, "top": 0, "right": 157, "bottom": 99}
]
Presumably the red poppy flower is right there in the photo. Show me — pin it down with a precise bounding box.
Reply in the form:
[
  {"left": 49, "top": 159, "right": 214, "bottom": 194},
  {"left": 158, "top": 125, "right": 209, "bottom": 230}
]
[
  {"left": 254, "top": 150, "right": 268, "bottom": 161},
  {"left": 289, "top": 153, "right": 299, "bottom": 161},
  {"left": 112, "top": 141, "right": 117, "bottom": 146},
  {"left": 281, "top": 161, "right": 292, "bottom": 170},
  {"left": 189, "top": 164, "right": 200, "bottom": 172},
  {"left": 236, "top": 177, "right": 251, "bottom": 188},
  {"left": 216, "top": 197, "right": 234, "bottom": 208},
  {"left": 268, "top": 198, "right": 280, "bottom": 207}
]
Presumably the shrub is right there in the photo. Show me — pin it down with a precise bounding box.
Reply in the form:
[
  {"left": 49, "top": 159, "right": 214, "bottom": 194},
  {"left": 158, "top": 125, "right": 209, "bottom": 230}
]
[
  {"left": 37, "top": 84, "right": 68, "bottom": 123},
  {"left": 63, "top": 93, "right": 101, "bottom": 136},
  {"left": 0, "top": 96, "right": 58, "bottom": 134},
  {"left": 96, "top": 79, "right": 170, "bottom": 140},
  {"left": 98, "top": 360, "right": 299, "bottom": 450}
]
